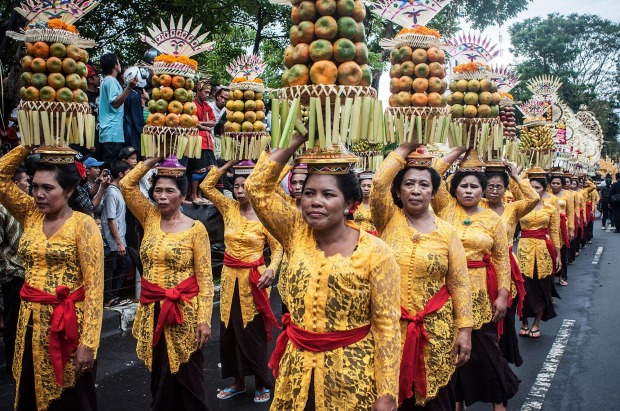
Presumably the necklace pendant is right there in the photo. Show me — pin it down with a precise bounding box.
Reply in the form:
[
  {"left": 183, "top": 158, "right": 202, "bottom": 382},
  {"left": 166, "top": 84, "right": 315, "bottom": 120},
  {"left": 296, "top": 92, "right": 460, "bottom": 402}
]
[{"left": 463, "top": 218, "right": 472, "bottom": 226}]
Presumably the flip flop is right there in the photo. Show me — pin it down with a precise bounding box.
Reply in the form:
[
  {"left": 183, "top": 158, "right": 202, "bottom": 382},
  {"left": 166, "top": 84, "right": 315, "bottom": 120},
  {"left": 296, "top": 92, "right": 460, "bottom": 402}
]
[
  {"left": 254, "top": 388, "right": 271, "bottom": 403},
  {"left": 559, "top": 279, "right": 568, "bottom": 286},
  {"left": 217, "top": 387, "right": 246, "bottom": 400},
  {"left": 519, "top": 326, "right": 530, "bottom": 337},
  {"left": 528, "top": 329, "right": 541, "bottom": 339}
]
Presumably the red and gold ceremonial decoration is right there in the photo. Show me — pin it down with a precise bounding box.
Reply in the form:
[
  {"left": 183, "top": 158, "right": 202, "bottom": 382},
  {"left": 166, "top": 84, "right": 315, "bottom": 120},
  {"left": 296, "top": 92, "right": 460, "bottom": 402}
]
[{"left": 7, "top": 0, "right": 98, "bottom": 163}]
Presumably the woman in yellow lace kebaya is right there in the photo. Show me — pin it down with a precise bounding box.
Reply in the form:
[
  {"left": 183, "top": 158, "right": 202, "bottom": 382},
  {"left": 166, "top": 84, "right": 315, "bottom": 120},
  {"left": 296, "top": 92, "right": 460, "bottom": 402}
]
[
  {"left": 0, "top": 145, "right": 103, "bottom": 411},
  {"left": 120, "top": 157, "right": 213, "bottom": 411},
  {"left": 549, "top": 173, "right": 575, "bottom": 285},
  {"left": 354, "top": 172, "right": 377, "bottom": 235},
  {"left": 431, "top": 147, "right": 518, "bottom": 411},
  {"left": 245, "top": 135, "right": 401, "bottom": 411},
  {"left": 200, "top": 161, "right": 283, "bottom": 404},
  {"left": 371, "top": 142, "right": 473, "bottom": 410},
  {"left": 481, "top": 163, "right": 538, "bottom": 366},
  {"left": 517, "top": 175, "right": 562, "bottom": 339}
]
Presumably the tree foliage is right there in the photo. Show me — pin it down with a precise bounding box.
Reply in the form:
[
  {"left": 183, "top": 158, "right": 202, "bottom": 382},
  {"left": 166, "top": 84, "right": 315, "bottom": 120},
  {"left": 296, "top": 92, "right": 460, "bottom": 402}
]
[{"left": 508, "top": 13, "right": 620, "bottom": 156}]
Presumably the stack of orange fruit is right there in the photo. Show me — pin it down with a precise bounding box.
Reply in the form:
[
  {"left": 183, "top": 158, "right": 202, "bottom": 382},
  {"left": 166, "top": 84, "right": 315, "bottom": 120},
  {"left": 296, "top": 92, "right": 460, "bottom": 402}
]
[
  {"left": 223, "top": 88, "right": 266, "bottom": 133},
  {"left": 387, "top": 45, "right": 448, "bottom": 108},
  {"left": 447, "top": 77, "right": 501, "bottom": 119},
  {"left": 281, "top": 0, "right": 372, "bottom": 87},
  {"left": 20, "top": 41, "right": 89, "bottom": 104},
  {"left": 146, "top": 74, "right": 198, "bottom": 128}
]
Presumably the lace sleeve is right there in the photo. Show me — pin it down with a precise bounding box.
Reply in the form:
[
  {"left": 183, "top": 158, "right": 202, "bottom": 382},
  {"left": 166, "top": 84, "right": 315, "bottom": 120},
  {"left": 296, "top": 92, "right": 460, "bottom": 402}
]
[
  {"left": 245, "top": 158, "right": 299, "bottom": 251},
  {"left": 370, "top": 152, "right": 402, "bottom": 233},
  {"left": 120, "top": 162, "right": 156, "bottom": 227},
  {"left": 265, "top": 228, "right": 283, "bottom": 272},
  {"left": 491, "top": 219, "right": 511, "bottom": 291},
  {"left": 0, "top": 145, "right": 36, "bottom": 225},
  {"left": 549, "top": 206, "right": 562, "bottom": 252},
  {"left": 446, "top": 229, "right": 473, "bottom": 329},
  {"left": 193, "top": 222, "right": 214, "bottom": 326},
  {"left": 200, "top": 167, "right": 236, "bottom": 218},
  {"left": 369, "top": 240, "right": 401, "bottom": 402},
  {"left": 566, "top": 193, "right": 575, "bottom": 230},
  {"left": 509, "top": 177, "right": 525, "bottom": 201},
  {"left": 77, "top": 216, "right": 104, "bottom": 351},
  {"left": 514, "top": 179, "right": 539, "bottom": 220}
]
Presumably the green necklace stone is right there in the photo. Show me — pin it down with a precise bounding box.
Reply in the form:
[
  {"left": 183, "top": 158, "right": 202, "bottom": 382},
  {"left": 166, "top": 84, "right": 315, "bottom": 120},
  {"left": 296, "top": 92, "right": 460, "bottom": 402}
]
[{"left": 463, "top": 218, "right": 472, "bottom": 226}]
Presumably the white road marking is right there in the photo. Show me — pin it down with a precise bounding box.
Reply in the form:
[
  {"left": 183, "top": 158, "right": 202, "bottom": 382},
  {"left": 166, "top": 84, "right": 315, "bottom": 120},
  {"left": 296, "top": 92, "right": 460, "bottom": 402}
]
[
  {"left": 592, "top": 247, "right": 604, "bottom": 265},
  {"left": 520, "top": 319, "right": 576, "bottom": 411}
]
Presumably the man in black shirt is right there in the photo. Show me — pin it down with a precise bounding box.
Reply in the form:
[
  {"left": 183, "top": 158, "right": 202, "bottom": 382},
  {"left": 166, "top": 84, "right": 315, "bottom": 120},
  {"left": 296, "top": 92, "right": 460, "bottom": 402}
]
[{"left": 609, "top": 172, "right": 620, "bottom": 232}]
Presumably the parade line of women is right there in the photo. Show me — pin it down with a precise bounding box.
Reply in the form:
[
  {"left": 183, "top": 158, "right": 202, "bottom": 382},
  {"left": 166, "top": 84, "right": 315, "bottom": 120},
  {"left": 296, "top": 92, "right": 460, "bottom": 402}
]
[{"left": 0, "top": 135, "right": 599, "bottom": 411}]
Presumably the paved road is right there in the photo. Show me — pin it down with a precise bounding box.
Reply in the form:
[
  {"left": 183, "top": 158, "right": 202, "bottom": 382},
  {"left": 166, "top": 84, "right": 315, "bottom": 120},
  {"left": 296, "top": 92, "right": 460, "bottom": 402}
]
[{"left": 1, "top": 226, "right": 619, "bottom": 410}]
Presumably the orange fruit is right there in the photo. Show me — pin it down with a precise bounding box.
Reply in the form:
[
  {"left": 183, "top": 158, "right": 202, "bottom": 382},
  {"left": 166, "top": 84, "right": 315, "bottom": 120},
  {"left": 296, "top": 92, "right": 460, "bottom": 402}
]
[
  {"left": 155, "top": 99, "right": 169, "bottom": 113},
  {"left": 160, "top": 87, "right": 174, "bottom": 100},
  {"left": 66, "top": 45, "right": 80, "bottom": 60},
  {"left": 183, "top": 102, "right": 197, "bottom": 115},
  {"left": 24, "top": 86, "right": 40, "bottom": 101},
  {"left": 152, "top": 113, "right": 166, "bottom": 126},
  {"left": 245, "top": 100, "right": 257, "bottom": 111},
  {"left": 255, "top": 92, "right": 263, "bottom": 100},
  {"left": 168, "top": 101, "right": 184, "bottom": 114},
  {"left": 309, "top": 60, "right": 337, "bottom": 85},
  {"left": 451, "top": 91, "right": 464, "bottom": 104},
  {"left": 389, "top": 78, "right": 400, "bottom": 94},
  {"left": 147, "top": 113, "right": 154, "bottom": 125},
  {"left": 190, "top": 115, "right": 199, "bottom": 128},
  {"left": 232, "top": 111, "right": 245, "bottom": 123},
  {"left": 171, "top": 76, "right": 185, "bottom": 89},
  {"left": 333, "top": 38, "right": 356, "bottom": 63},
  {"left": 336, "top": 0, "right": 355, "bottom": 16},
  {"left": 337, "top": 16, "right": 357, "bottom": 40},
  {"left": 152, "top": 75, "right": 161, "bottom": 87},
  {"left": 159, "top": 74, "right": 172, "bottom": 87},
  {"left": 477, "top": 104, "right": 491, "bottom": 117},
  {"left": 47, "top": 73, "right": 66, "bottom": 90},
  {"left": 411, "top": 93, "right": 428, "bottom": 107},
  {"left": 291, "top": 5, "right": 301, "bottom": 25},
  {"left": 400, "top": 61, "right": 415, "bottom": 77},
  {"left": 173, "top": 88, "right": 188, "bottom": 103},
  {"left": 25, "top": 42, "right": 34, "bottom": 56},
  {"left": 427, "top": 92, "right": 443, "bottom": 107},
  {"left": 224, "top": 121, "right": 233, "bottom": 132},
  {"left": 359, "top": 64, "right": 372, "bottom": 87},
  {"left": 31, "top": 73, "right": 48, "bottom": 88},
  {"left": 389, "top": 64, "right": 401, "bottom": 78},
  {"left": 233, "top": 100, "right": 245, "bottom": 112},
  {"left": 395, "top": 91, "right": 411, "bottom": 107},
  {"left": 165, "top": 113, "right": 180, "bottom": 127},
  {"left": 75, "top": 62, "right": 87, "bottom": 77},
  {"left": 412, "top": 77, "right": 428, "bottom": 93},
  {"left": 298, "top": 1, "right": 317, "bottom": 21},
  {"left": 184, "top": 78, "right": 195, "bottom": 90},
  {"left": 148, "top": 100, "right": 157, "bottom": 112},
  {"left": 288, "top": 64, "right": 310, "bottom": 86},
  {"left": 56, "top": 87, "right": 73, "bottom": 103},
  {"left": 315, "top": 16, "right": 338, "bottom": 40},
  {"left": 398, "top": 76, "right": 413, "bottom": 92},
  {"left": 256, "top": 110, "right": 266, "bottom": 121},
  {"left": 255, "top": 100, "right": 265, "bottom": 111},
  {"left": 478, "top": 91, "right": 492, "bottom": 105},
  {"left": 297, "top": 21, "right": 316, "bottom": 43},
  {"left": 450, "top": 104, "right": 464, "bottom": 118},
  {"left": 351, "top": 0, "right": 366, "bottom": 21},
  {"left": 309, "top": 39, "right": 333, "bottom": 62},
  {"left": 463, "top": 105, "right": 478, "bottom": 118},
  {"left": 65, "top": 73, "right": 82, "bottom": 90},
  {"left": 427, "top": 77, "right": 442, "bottom": 92},
  {"left": 293, "top": 43, "right": 310, "bottom": 64},
  {"left": 245, "top": 111, "right": 257, "bottom": 123},
  {"left": 21, "top": 55, "right": 33, "bottom": 71},
  {"left": 80, "top": 77, "right": 87, "bottom": 91},
  {"left": 32, "top": 42, "right": 50, "bottom": 58},
  {"left": 397, "top": 46, "right": 413, "bottom": 62},
  {"left": 49, "top": 43, "right": 66, "bottom": 58},
  {"left": 281, "top": 69, "right": 290, "bottom": 87},
  {"left": 186, "top": 90, "right": 194, "bottom": 101},
  {"left": 229, "top": 122, "right": 241, "bottom": 132},
  {"left": 284, "top": 45, "right": 295, "bottom": 68},
  {"left": 428, "top": 62, "right": 444, "bottom": 78},
  {"left": 62, "top": 58, "right": 77, "bottom": 74},
  {"left": 414, "top": 63, "right": 429, "bottom": 78},
  {"left": 290, "top": 25, "right": 300, "bottom": 46},
  {"left": 39, "top": 86, "right": 56, "bottom": 101},
  {"left": 427, "top": 47, "right": 445, "bottom": 64},
  {"left": 412, "top": 48, "right": 428, "bottom": 64},
  {"left": 389, "top": 94, "right": 396, "bottom": 107},
  {"left": 232, "top": 89, "right": 244, "bottom": 100},
  {"left": 337, "top": 61, "right": 362, "bottom": 86},
  {"left": 354, "top": 42, "right": 368, "bottom": 64},
  {"left": 253, "top": 121, "right": 266, "bottom": 132},
  {"left": 79, "top": 48, "right": 89, "bottom": 63},
  {"left": 316, "top": 0, "right": 337, "bottom": 15},
  {"left": 353, "top": 22, "right": 366, "bottom": 43},
  {"left": 242, "top": 121, "right": 254, "bottom": 132},
  {"left": 152, "top": 87, "right": 161, "bottom": 100},
  {"left": 21, "top": 72, "right": 33, "bottom": 86},
  {"left": 31, "top": 58, "right": 47, "bottom": 73},
  {"left": 72, "top": 89, "right": 86, "bottom": 103}
]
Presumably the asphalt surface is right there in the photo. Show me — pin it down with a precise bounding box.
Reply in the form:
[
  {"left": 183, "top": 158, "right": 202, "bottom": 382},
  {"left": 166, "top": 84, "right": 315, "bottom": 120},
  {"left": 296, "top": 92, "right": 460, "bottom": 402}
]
[{"left": 1, "top": 224, "right": 619, "bottom": 410}]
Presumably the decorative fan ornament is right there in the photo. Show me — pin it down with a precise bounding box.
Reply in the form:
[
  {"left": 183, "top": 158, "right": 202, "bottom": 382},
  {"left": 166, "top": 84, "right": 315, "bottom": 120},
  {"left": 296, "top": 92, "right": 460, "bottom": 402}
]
[
  {"left": 226, "top": 54, "right": 266, "bottom": 81},
  {"left": 526, "top": 75, "right": 563, "bottom": 102},
  {"left": 368, "top": 0, "right": 452, "bottom": 29},
  {"left": 490, "top": 65, "right": 520, "bottom": 93},
  {"left": 141, "top": 16, "right": 214, "bottom": 58},
  {"left": 15, "top": 0, "right": 98, "bottom": 26},
  {"left": 447, "top": 32, "right": 500, "bottom": 65},
  {"left": 576, "top": 107, "right": 604, "bottom": 145},
  {"left": 517, "top": 100, "right": 550, "bottom": 125}
]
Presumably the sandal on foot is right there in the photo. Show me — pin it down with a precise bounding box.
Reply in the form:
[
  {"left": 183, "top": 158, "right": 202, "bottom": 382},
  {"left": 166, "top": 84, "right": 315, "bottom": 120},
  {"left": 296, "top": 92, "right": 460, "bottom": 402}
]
[
  {"left": 254, "top": 388, "right": 271, "bottom": 403},
  {"left": 528, "top": 329, "right": 541, "bottom": 338},
  {"left": 560, "top": 279, "right": 568, "bottom": 286},
  {"left": 217, "top": 387, "right": 246, "bottom": 400},
  {"left": 519, "top": 326, "right": 530, "bottom": 337}
]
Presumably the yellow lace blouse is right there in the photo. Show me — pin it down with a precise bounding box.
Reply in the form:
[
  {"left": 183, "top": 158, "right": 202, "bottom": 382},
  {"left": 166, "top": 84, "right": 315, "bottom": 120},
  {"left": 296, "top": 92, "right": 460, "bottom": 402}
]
[
  {"left": 517, "top": 198, "right": 561, "bottom": 279},
  {"left": 431, "top": 162, "right": 511, "bottom": 329},
  {"left": 200, "top": 167, "right": 282, "bottom": 328},
  {"left": 0, "top": 146, "right": 103, "bottom": 411},
  {"left": 554, "top": 190, "right": 575, "bottom": 232},
  {"left": 371, "top": 152, "right": 472, "bottom": 404},
  {"left": 245, "top": 157, "right": 401, "bottom": 411},
  {"left": 353, "top": 203, "right": 376, "bottom": 233},
  {"left": 120, "top": 163, "right": 213, "bottom": 373}
]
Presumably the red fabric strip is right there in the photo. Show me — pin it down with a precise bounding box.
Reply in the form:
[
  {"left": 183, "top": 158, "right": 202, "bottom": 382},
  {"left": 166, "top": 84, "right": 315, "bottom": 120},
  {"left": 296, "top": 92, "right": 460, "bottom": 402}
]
[
  {"left": 398, "top": 285, "right": 450, "bottom": 405},
  {"left": 521, "top": 229, "right": 557, "bottom": 273},
  {"left": 586, "top": 201, "right": 595, "bottom": 223},
  {"left": 268, "top": 313, "right": 370, "bottom": 379},
  {"left": 140, "top": 275, "right": 199, "bottom": 347},
  {"left": 508, "top": 250, "right": 526, "bottom": 317},
  {"left": 223, "top": 252, "right": 280, "bottom": 342},
  {"left": 20, "top": 282, "right": 85, "bottom": 386},
  {"left": 467, "top": 253, "right": 503, "bottom": 339},
  {"left": 559, "top": 213, "right": 570, "bottom": 247}
]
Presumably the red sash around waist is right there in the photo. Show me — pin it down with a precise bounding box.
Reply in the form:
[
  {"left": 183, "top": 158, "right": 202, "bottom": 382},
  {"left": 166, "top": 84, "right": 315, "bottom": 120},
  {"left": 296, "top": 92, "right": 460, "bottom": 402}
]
[
  {"left": 508, "top": 250, "right": 526, "bottom": 318},
  {"left": 20, "top": 282, "right": 85, "bottom": 386},
  {"left": 579, "top": 211, "right": 586, "bottom": 239},
  {"left": 586, "top": 201, "right": 595, "bottom": 223},
  {"left": 467, "top": 253, "right": 503, "bottom": 339},
  {"left": 559, "top": 213, "right": 570, "bottom": 247},
  {"left": 140, "top": 275, "right": 199, "bottom": 347},
  {"left": 399, "top": 285, "right": 450, "bottom": 405},
  {"left": 268, "top": 313, "right": 370, "bottom": 379},
  {"left": 223, "top": 252, "right": 280, "bottom": 342},
  {"left": 521, "top": 229, "right": 557, "bottom": 272}
]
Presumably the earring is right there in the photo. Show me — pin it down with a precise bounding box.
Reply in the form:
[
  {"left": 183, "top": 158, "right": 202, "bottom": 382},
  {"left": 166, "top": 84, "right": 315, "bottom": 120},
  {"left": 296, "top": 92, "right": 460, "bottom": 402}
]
[{"left": 344, "top": 209, "right": 349, "bottom": 216}]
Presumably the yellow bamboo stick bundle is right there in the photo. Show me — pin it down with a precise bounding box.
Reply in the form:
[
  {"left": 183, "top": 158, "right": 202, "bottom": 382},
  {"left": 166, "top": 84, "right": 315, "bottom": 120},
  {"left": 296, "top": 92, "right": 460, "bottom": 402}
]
[
  {"left": 349, "top": 97, "right": 362, "bottom": 143},
  {"left": 340, "top": 97, "right": 353, "bottom": 144},
  {"left": 271, "top": 98, "right": 280, "bottom": 148},
  {"left": 308, "top": 97, "right": 317, "bottom": 148},
  {"left": 325, "top": 97, "right": 332, "bottom": 147},
  {"left": 359, "top": 97, "right": 372, "bottom": 141},
  {"left": 332, "top": 96, "right": 341, "bottom": 143},
  {"left": 315, "top": 98, "right": 325, "bottom": 148}
]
